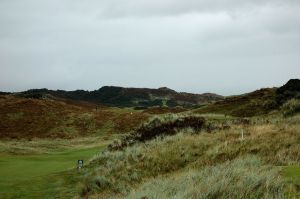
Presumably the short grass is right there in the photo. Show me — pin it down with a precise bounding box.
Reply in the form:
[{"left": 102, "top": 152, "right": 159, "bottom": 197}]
[
  {"left": 0, "top": 138, "right": 110, "bottom": 199},
  {"left": 283, "top": 166, "right": 300, "bottom": 185},
  {"left": 282, "top": 166, "right": 300, "bottom": 198},
  {"left": 0, "top": 135, "right": 116, "bottom": 155}
]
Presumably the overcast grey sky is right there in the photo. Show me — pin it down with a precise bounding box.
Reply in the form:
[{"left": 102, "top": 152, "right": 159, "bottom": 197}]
[{"left": 0, "top": 0, "right": 299, "bottom": 95}]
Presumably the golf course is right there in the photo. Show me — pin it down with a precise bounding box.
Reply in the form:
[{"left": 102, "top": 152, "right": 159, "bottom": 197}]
[{"left": 0, "top": 141, "right": 105, "bottom": 198}]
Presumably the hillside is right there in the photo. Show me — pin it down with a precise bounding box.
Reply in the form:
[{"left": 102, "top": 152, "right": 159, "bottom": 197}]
[
  {"left": 195, "top": 79, "right": 300, "bottom": 117},
  {"left": 276, "top": 79, "right": 300, "bottom": 105},
  {"left": 0, "top": 79, "right": 300, "bottom": 198},
  {"left": 0, "top": 85, "right": 222, "bottom": 139},
  {"left": 13, "top": 86, "right": 223, "bottom": 108},
  {"left": 194, "top": 88, "right": 277, "bottom": 117},
  {"left": 0, "top": 95, "right": 149, "bottom": 139},
  {"left": 76, "top": 113, "right": 300, "bottom": 198}
]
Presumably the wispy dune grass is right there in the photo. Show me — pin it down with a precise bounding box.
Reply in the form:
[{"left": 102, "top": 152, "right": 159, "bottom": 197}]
[
  {"left": 123, "top": 156, "right": 284, "bottom": 199},
  {"left": 80, "top": 115, "right": 300, "bottom": 198}
]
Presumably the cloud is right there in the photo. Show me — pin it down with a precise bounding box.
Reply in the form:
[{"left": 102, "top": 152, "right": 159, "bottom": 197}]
[{"left": 0, "top": 0, "right": 299, "bottom": 95}]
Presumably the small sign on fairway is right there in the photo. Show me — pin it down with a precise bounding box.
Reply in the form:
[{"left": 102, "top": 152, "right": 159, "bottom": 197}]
[{"left": 78, "top": 160, "right": 84, "bottom": 169}]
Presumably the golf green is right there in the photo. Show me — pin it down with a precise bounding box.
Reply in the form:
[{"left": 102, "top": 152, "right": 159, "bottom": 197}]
[{"left": 0, "top": 147, "right": 102, "bottom": 198}]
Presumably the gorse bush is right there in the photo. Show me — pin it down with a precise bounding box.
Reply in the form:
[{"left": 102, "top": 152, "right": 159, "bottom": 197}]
[
  {"left": 135, "top": 114, "right": 205, "bottom": 141},
  {"left": 108, "top": 114, "right": 205, "bottom": 150},
  {"left": 281, "top": 99, "right": 300, "bottom": 117},
  {"left": 136, "top": 114, "right": 205, "bottom": 131},
  {"left": 123, "top": 156, "right": 284, "bottom": 199}
]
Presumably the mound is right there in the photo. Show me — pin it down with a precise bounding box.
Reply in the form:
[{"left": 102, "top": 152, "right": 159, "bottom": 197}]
[
  {"left": 0, "top": 96, "right": 149, "bottom": 139},
  {"left": 276, "top": 79, "right": 300, "bottom": 105},
  {"left": 195, "top": 88, "right": 277, "bottom": 117},
  {"left": 14, "top": 86, "right": 223, "bottom": 108},
  {"left": 135, "top": 115, "right": 205, "bottom": 141},
  {"left": 108, "top": 115, "right": 205, "bottom": 150}
]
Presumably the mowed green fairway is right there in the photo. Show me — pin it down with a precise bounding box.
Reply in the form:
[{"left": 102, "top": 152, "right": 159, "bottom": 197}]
[
  {"left": 284, "top": 166, "right": 300, "bottom": 185},
  {"left": 0, "top": 147, "right": 103, "bottom": 199},
  {"left": 283, "top": 166, "right": 300, "bottom": 197}
]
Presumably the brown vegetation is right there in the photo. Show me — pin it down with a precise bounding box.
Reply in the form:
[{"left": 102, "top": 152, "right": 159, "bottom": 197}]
[
  {"left": 108, "top": 115, "right": 205, "bottom": 150},
  {"left": 0, "top": 96, "right": 149, "bottom": 139},
  {"left": 142, "top": 106, "right": 187, "bottom": 114},
  {"left": 195, "top": 88, "right": 277, "bottom": 117}
]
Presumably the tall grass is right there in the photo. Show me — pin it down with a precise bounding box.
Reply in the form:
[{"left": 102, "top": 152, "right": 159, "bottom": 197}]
[
  {"left": 123, "top": 156, "right": 284, "bottom": 199},
  {"left": 80, "top": 115, "right": 300, "bottom": 198},
  {"left": 108, "top": 114, "right": 205, "bottom": 150},
  {"left": 281, "top": 99, "right": 300, "bottom": 117}
]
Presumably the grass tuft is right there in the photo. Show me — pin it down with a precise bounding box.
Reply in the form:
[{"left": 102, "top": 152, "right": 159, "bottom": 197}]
[
  {"left": 123, "top": 156, "right": 284, "bottom": 199},
  {"left": 281, "top": 99, "right": 300, "bottom": 117}
]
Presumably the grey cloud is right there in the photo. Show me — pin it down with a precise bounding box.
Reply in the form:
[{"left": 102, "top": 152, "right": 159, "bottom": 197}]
[
  {"left": 94, "top": 0, "right": 300, "bottom": 18},
  {"left": 0, "top": 0, "right": 299, "bottom": 95}
]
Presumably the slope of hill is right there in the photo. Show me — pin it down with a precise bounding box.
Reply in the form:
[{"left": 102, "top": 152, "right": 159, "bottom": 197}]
[
  {"left": 78, "top": 113, "right": 300, "bottom": 198},
  {"left": 14, "top": 86, "right": 223, "bottom": 108},
  {"left": 194, "top": 88, "right": 277, "bottom": 117},
  {"left": 0, "top": 95, "right": 149, "bottom": 139},
  {"left": 195, "top": 79, "right": 300, "bottom": 117},
  {"left": 276, "top": 79, "right": 300, "bottom": 105},
  {"left": 1, "top": 79, "right": 300, "bottom": 198}
]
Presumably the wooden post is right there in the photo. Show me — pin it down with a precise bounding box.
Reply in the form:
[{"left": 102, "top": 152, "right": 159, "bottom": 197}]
[{"left": 241, "top": 129, "right": 244, "bottom": 140}]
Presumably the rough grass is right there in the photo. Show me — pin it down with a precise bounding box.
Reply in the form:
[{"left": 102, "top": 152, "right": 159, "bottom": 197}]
[
  {"left": 0, "top": 96, "right": 150, "bottom": 139},
  {"left": 281, "top": 99, "right": 300, "bottom": 117},
  {"left": 123, "top": 156, "right": 284, "bottom": 199},
  {"left": 142, "top": 106, "right": 187, "bottom": 114},
  {"left": 1, "top": 95, "right": 300, "bottom": 198},
  {"left": 194, "top": 88, "right": 277, "bottom": 117},
  {"left": 107, "top": 114, "right": 205, "bottom": 150},
  {"left": 80, "top": 115, "right": 300, "bottom": 198}
]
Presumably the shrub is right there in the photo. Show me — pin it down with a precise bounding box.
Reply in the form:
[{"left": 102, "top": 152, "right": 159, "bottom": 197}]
[
  {"left": 135, "top": 115, "right": 205, "bottom": 141},
  {"left": 107, "top": 114, "right": 205, "bottom": 150},
  {"left": 276, "top": 79, "right": 300, "bottom": 105},
  {"left": 281, "top": 99, "right": 300, "bottom": 117}
]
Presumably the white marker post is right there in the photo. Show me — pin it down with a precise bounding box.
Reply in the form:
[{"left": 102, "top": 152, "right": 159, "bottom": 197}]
[
  {"left": 241, "top": 129, "right": 244, "bottom": 140},
  {"left": 78, "top": 160, "right": 84, "bottom": 170}
]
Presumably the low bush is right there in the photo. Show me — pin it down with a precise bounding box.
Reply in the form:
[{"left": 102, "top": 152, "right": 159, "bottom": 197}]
[
  {"left": 281, "top": 99, "right": 300, "bottom": 117},
  {"left": 135, "top": 115, "right": 205, "bottom": 141},
  {"left": 107, "top": 114, "right": 205, "bottom": 150},
  {"left": 276, "top": 79, "right": 300, "bottom": 105}
]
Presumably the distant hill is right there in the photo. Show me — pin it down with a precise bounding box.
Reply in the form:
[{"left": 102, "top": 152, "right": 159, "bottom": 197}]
[
  {"left": 276, "top": 79, "right": 300, "bottom": 105},
  {"left": 0, "top": 95, "right": 150, "bottom": 139},
  {"left": 195, "top": 88, "right": 277, "bottom": 117},
  {"left": 12, "top": 86, "right": 224, "bottom": 108},
  {"left": 1, "top": 79, "right": 299, "bottom": 139},
  {"left": 195, "top": 79, "right": 300, "bottom": 117},
  {"left": 0, "top": 91, "right": 11, "bottom": 95}
]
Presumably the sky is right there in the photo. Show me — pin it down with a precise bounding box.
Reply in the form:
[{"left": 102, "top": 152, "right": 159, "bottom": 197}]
[{"left": 0, "top": 0, "right": 299, "bottom": 96}]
